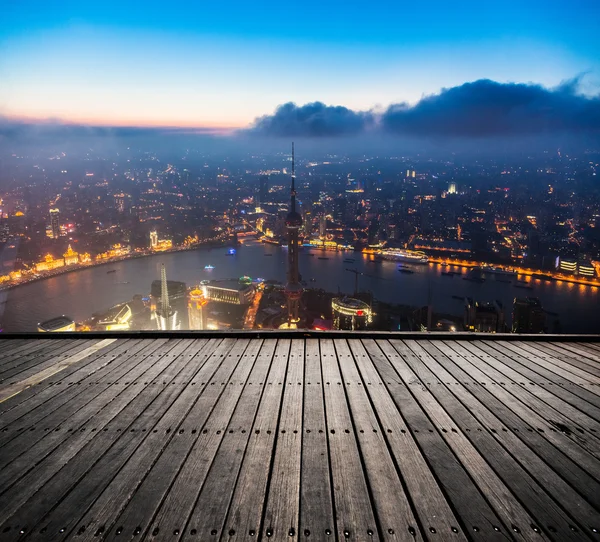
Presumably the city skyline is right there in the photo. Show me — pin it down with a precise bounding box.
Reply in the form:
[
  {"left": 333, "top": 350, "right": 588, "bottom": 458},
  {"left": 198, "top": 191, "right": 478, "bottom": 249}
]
[{"left": 2, "top": 1, "right": 600, "bottom": 130}]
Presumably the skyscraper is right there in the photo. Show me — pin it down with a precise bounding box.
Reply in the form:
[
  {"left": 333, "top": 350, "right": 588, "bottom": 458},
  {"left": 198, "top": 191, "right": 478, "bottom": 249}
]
[
  {"left": 512, "top": 297, "right": 546, "bottom": 333},
  {"left": 50, "top": 208, "right": 60, "bottom": 239},
  {"left": 282, "top": 143, "right": 303, "bottom": 327},
  {"left": 259, "top": 175, "right": 269, "bottom": 206},
  {"left": 188, "top": 288, "right": 207, "bottom": 329},
  {"left": 150, "top": 230, "right": 158, "bottom": 249},
  {"left": 154, "top": 263, "right": 179, "bottom": 330}
]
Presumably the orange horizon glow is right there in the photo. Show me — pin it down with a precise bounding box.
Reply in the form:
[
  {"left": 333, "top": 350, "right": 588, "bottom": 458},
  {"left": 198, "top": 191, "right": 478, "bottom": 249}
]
[{"left": 2, "top": 113, "right": 245, "bottom": 134}]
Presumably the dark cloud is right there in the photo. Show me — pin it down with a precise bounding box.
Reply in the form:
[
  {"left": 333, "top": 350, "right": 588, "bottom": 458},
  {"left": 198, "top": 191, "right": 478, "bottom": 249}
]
[
  {"left": 381, "top": 78, "right": 600, "bottom": 137},
  {"left": 249, "top": 101, "right": 374, "bottom": 137}
]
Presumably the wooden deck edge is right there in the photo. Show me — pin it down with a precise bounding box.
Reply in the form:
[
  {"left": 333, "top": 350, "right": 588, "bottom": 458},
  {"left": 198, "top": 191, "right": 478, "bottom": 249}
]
[{"left": 0, "top": 330, "right": 599, "bottom": 341}]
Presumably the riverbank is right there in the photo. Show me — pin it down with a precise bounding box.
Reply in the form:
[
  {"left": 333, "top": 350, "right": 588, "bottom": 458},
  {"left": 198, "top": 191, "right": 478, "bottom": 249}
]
[{"left": 0, "top": 239, "right": 229, "bottom": 293}]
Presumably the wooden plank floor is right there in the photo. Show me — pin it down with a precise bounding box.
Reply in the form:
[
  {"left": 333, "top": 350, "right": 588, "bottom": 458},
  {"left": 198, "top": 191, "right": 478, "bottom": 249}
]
[{"left": 0, "top": 337, "right": 598, "bottom": 541}]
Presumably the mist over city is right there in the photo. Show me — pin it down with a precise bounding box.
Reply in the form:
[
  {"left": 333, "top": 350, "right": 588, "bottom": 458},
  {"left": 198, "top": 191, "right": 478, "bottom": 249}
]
[{"left": 1, "top": 0, "right": 599, "bottom": 333}]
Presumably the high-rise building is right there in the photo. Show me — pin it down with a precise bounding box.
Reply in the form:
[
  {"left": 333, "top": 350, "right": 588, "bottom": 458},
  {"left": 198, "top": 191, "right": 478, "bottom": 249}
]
[
  {"left": 448, "top": 182, "right": 457, "bottom": 194},
  {"left": 319, "top": 215, "right": 327, "bottom": 239},
  {"left": 303, "top": 208, "right": 313, "bottom": 238},
  {"left": 188, "top": 289, "right": 207, "bottom": 329},
  {"left": 201, "top": 279, "right": 254, "bottom": 305},
  {"left": 259, "top": 175, "right": 269, "bottom": 205},
  {"left": 464, "top": 298, "right": 505, "bottom": 332},
  {"left": 281, "top": 143, "right": 303, "bottom": 328},
  {"left": 333, "top": 197, "right": 347, "bottom": 223},
  {"left": 114, "top": 193, "right": 126, "bottom": 213},
  {"left": 332, "top": 297, "right": 372, "bottom": 330},
  {"left": 153, "top": 264, "right": 181, "bottom": 330},
  {"left": 50, "top": 208, "right": 60, "bottom": 239},
  {"left": 0, "top": 214, "right": 9, "bottom": 243},
  {"left": 512, "top": 297, "right": 546, "bottom": 333},
  {"left": 150, "top": 230, "right": 158, "bottom": 249}
]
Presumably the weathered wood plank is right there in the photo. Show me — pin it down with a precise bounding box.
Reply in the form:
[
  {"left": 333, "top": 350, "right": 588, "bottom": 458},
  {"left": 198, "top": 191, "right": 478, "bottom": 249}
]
[
  {"left": 0, "top": 338, "right": 57, "bottom": 359},
  {"left": 223, "top": 339, "right": 291, "bottom": 542},
  {"left": 363, "top": 339, "right": 510, "bottom": 542},
  {"left": 0, "top": 339, "right": 114, "bottom": 405},
  {"left": 499, "top": 342, "right": 600, "bottom": 388},
  {"left": 92, "top": 338, "right": 260, "bottom": 541},
  {"left": 0, "top": 339, "right": 136, "bottom": 425},
  {"left": 478, "top": 340, "right": 600, "bottom": 409},
  {"left": 0, "top": 340, "right": 84, "bottom": 384},
  {"left": 471, "top": 341, "right": 600, "bottom": 423},
  {"left": 430, "top": 341, "right": 600, "bottom": 505},
  {"left": 0, "top": 339, "right": 67, "bottom": 374},
  {"left": 299, "top": 338, "right": 335, "bottom": 541},
  {"left": 66, "top": 339, "right": 246, "bottom": 541},
  {"left": 0, "top": 339, "right": 32, "bottom": 355},
  {"left": 518, "top": 342, "right": 600, "bottom": 379},
  {"left": 0, "top": 339, "right": 166, "bottom": 458},
  {"left": 22, "top": 339, "right": 218, "bottom": 542},
  {"left": 386, "top": 339, "right": 553, "bottom": 542},
  {"left": 178, "top": 339, "right": 276, "bottom": 541},
  {"left": 547, "top": 342, "right": 600, "bottom": 364},
  {"left": 259, "top": 339, "right": 304, "bottom": 540},
  {"left": 458, "top": 342, "right": 600, "bottom": 440},
  {"left": 342, "top": 338, "right": 452, "bottom": 541},
  {"left": 415, "top": 340, "right": 600, "bottom": 537},
  {"left": 0, "top": 339, "right": 188, "bottom": 531},
  {"left": 320, "top": 338, "right": 380, "bottom": 542}
]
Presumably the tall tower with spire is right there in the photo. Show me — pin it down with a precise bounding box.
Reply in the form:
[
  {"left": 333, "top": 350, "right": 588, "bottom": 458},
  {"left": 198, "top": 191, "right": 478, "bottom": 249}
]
[
  {"left": 283, "top": 143, "right": 303, "bottom": 327},
  {"left": 155, "top": 263, "right": 179, "bottom": 330}
]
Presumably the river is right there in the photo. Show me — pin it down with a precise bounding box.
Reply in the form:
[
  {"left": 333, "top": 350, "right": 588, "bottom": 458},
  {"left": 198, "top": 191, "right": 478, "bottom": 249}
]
[{"left": 2, "top": 240, "right": 599, "bottom": 333}]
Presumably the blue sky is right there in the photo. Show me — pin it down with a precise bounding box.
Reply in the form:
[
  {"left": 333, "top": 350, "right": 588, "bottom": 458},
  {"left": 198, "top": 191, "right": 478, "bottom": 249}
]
[{"left": 1, "top": 0, "right": 599, "bottom": 128}]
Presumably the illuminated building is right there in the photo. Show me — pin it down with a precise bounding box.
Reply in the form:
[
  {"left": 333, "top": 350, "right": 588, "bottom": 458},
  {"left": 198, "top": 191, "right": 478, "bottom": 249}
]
[
  {"left": 114, "top": 193, "right": 127, "bottom": 213},
  {"left": 577, "top": 261, "right": 595, "bottom": 277},
  {"left": 558, "top": 258, "right": 577, "bottom": 274},
  {"left": 512, "top": 297, "right": 545, "bottom": 334},
  {"left": 150, "top": 231, "right": 158, "bottom": 249},
  {"left": 80, "top": 252, "right": 92, "bottom": 263},
  {"left": 556, "top": 257, "right": 595, "bottom": 277},
  {"left": 151, "top": 235, "right": 172, "bottom": 251},
  {"left": 319, "top": 215, "right": 327, "bottom": 239},
  {"left": 49, "top": 208, "right": 60, "bottom": 239},
  {"left": 332, "top": 297, "right": 372, "bottom": 330},
  {"left": 0, "top": 215, "right": 9, "bottom": 242},
  {"left": 95, "top": 244, "right": 130, "bottom": 261},
  {"left": 35, "top": 253, "right": 65, "bottom": 272},
  {"left": 464, "top": 298, "right": 505, "bottom": 332},
  {"left": 98, "top": 304, "right": 132, "bottom": 331},
  {"left": 281, "top": 143, "right": 303, "bottom": 328},
  {"left": 63, "top": 244, "right": 79, "bottom": 266},
  {"left": 153, "top": 264, "right": 180, "bottom": 330},
  {"left": 188, "top": 289, "right": 208, "bottom": 329},
  {"left": 448, "top": 182, "right": 457, "bottom": 194},
  {"left": 38, "top": 316, "right": 75, "bottom": 332},
  {"left": 201, "top": 279, "right": 254, "bottom": 305}
]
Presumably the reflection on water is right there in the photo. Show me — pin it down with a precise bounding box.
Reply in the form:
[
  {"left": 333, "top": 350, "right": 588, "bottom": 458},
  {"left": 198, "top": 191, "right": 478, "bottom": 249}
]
[{"left": 2, "top": 241, "right": 599, "bottom": 333}]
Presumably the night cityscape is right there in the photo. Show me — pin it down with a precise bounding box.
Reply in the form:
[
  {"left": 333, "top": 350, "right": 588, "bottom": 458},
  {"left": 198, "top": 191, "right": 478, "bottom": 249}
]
[
  {"left": 0, "top": 139, "right": 598, "bottom": 333},
  {"left": 1, "top": 3, "right": 600, "bottom": 542}
]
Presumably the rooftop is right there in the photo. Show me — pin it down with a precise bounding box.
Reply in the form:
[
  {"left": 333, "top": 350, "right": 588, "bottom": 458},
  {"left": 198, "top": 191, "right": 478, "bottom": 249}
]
[{"left": 0, "top": 333, "right": 598, "bottom": 541}]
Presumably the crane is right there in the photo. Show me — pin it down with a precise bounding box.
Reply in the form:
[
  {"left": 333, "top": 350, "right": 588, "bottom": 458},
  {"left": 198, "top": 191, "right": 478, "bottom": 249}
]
[{"left": 345, "top": 268, "right": 393, "bottom": 297}]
